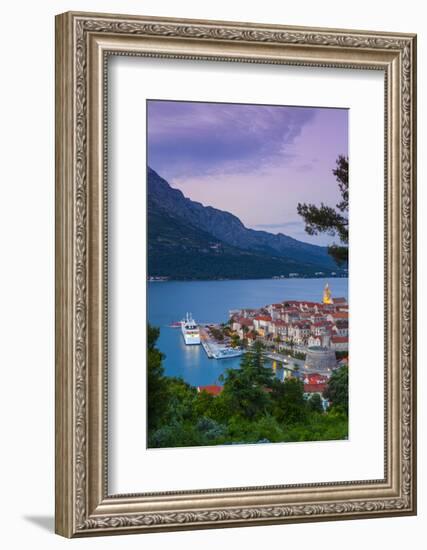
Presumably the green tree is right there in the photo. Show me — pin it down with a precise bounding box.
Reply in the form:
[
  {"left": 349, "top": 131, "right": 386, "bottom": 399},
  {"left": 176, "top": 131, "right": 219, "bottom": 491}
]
[
  {"left": 147, "top": 326, "right": 349, "bottom": 448},
  {"left": 250, "top": 341, "right": 273, "bottom": 385},
  {"left": 297, "top": 155, "right": 348, "bottom": 264},
  {"left": 220, "top": 342, "right": 274, "bottom": 420},
  {"left": 196, "top": 417, "right": 226, "bottom": 442},
  {"left": 147, "top": 324, "right": 169, "bottom": 431},
  {"left": 307, "top": 393, "right": 324, "bottom": 413},
  {"left": 194, "top": 388, "right": 215, "bottom": 418},
  {"left": 210, "top": 327, "right": 224, "bottom": 341},
  {"left": 230, "top": 333, "right": 240, "bottom": 348},
  {"left": 271, "top": 377, "right": 307, "bottom": 424},
  {"left": 323, "top": 365, "right": 348, "bottom": 414},
  {"left": 164, "top": 377, "right": 197, "bottom": 424}
]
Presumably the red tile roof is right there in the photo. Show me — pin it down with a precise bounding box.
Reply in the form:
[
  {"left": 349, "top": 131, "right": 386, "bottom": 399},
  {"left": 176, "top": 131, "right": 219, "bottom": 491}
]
[
  {"left": 304, "top": 373, "right": 328, "bottom": 384},
  {"left": 331, "top": 336, "right": 348, "bottom": 343},
  {"left": 235, "top": 318, "right": 253, "bottom": 326},
  {"left": 304, "top": 383, "right": 326, "bottom": 393},
  {"left": 197, "top": 385, "right": 223, "bottom": 396},
  {"left": 254, "top": 315, "right": 271, "bottom": 321},
  {"left": 332, "top": 312, "right": 349, "bottom": 319}
]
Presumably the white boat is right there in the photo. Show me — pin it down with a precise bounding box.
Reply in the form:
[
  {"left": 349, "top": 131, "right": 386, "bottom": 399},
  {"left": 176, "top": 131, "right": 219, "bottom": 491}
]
[
  {"left": 212, "top": 347, "right": 244, "bottom": 359},
  {"left": 181, "top": 313, "right": 201, "bottom": 345}
]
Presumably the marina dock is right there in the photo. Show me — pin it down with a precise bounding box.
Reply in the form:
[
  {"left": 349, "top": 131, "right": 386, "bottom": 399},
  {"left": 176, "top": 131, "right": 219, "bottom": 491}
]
[
  {"left": 201, "top": 339, "right": 214, "bottom": 358},
  {"left": 200, "top": 326, "right": 243, "bottom": 360}
]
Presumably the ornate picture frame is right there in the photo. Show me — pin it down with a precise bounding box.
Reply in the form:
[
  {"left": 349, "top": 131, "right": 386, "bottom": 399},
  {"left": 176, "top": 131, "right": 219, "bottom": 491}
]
[{"left": 55, "top": 11, "right": 417, "bottom": 537}]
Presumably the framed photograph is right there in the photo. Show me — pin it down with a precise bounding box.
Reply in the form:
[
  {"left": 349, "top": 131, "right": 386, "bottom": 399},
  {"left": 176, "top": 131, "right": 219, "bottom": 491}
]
[{"left": 55, "top": 11, "right": 417, "bottom": 537}]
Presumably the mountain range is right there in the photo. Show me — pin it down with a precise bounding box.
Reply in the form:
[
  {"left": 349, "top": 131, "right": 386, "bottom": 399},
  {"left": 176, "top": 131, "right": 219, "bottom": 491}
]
[{"left": 147, "top": 167, "right": 344, "bottom": 280}]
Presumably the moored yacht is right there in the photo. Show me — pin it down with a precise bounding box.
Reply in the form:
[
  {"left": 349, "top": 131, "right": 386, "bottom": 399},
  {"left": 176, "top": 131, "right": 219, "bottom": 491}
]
[{"left": 181, "top": 313, "right": 201, "bottom": 345}]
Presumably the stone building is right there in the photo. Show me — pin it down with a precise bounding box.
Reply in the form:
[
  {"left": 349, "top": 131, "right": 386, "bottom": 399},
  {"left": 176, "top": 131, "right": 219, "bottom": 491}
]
[{"left": 305, "top": 345, "right": 336, "bottom": 371}]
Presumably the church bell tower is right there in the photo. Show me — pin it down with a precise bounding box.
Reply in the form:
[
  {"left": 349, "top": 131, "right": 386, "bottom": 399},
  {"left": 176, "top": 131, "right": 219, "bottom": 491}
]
[{"left": 323, "top": 283, "right": 333, "bottom": 305}]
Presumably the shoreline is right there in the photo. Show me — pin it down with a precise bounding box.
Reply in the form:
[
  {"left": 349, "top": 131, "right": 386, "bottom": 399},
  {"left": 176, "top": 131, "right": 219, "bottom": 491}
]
[{"left": 148, "top": 275, "right": 349, "bottom": 284}]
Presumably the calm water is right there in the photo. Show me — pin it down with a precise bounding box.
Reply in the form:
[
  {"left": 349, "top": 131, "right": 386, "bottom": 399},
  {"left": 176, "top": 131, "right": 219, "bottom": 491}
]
[{"left": 148, "top": 278, "right": 348, "bottom": 386}]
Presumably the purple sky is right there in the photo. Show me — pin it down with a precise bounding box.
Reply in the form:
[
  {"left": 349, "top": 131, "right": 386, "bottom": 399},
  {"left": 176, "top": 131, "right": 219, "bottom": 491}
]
[{"left": 147, "top": 100, "right": 348, "bottom": 246}]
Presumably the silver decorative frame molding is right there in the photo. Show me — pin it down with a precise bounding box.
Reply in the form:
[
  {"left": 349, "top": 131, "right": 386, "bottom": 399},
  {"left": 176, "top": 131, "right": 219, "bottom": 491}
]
[{"left": 55, "top": 11, "right": 417, "bottom": 537}]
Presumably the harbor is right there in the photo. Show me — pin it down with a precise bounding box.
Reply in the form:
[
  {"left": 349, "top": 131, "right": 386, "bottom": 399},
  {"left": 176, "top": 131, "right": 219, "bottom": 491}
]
[
  {"left": 148, "top": 277, "right": 348, "bottom": 387},
  {"left": 199, "top": 326, "right": 243, "bottom": 360},
  {"left": 171, "top": 314, "right": 296, "bottom": 388},
  {"left": 177, "top": 313, "right": 244, "bottom": 360}
]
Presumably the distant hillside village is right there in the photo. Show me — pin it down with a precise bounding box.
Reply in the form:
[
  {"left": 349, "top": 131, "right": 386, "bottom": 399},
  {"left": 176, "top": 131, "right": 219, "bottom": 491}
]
[{"left": 229, "top": 283, "right": 349, "bottom": 354}]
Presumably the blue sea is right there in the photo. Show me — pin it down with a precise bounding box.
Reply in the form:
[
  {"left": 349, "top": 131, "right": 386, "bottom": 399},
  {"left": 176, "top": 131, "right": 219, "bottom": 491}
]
[{"left": 148, "top": 278, "right": 348, "bottom": 387}]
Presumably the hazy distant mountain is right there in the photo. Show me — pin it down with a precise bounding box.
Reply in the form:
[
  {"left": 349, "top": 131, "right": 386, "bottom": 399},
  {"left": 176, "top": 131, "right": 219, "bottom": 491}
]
[{"left": 147, "top": 167, "right": 343, "bottom": 280}]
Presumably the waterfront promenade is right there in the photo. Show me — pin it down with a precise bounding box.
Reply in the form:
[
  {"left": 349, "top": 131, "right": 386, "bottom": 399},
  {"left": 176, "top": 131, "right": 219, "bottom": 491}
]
[
  {"left": 148, "top": 277, "right": 348, "bottom": 387},
  {"left": 200, "top": 325, "right": 243, "bottom": 360}
]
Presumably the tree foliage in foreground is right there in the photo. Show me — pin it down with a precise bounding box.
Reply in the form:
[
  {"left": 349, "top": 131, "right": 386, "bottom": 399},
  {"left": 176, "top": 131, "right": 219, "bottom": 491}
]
[
  {"left": 147, "top": 325, "right": 169, "bottom": 431},
  {"left": 297, "top": 155, "right": 349, "bottom": 264},
  {"left": 323, "top": 365, "right": 349, "bottom": 415},
  {"left": 147, "top": 325, "right": 348, "bottom": 448}
]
